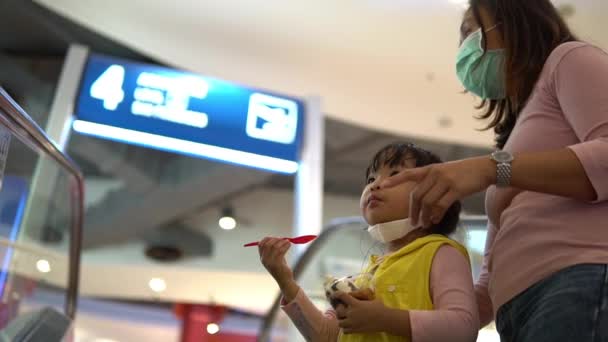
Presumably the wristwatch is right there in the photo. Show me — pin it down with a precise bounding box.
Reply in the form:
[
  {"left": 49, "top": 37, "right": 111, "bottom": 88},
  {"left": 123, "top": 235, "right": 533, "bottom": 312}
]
[{"left": 491, "top": 150, "right": 514, "bottom": 187}]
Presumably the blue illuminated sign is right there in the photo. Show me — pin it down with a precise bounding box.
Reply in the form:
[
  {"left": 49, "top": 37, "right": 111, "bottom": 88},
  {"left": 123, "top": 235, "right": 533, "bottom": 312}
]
[{"left": 74, "top": 53, "right": 304, "bottom": 173}]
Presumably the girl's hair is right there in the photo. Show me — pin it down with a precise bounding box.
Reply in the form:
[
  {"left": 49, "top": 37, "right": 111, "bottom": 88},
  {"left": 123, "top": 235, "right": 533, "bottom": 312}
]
[
  {"left": 365, "top": 142, "right": 461, "bottom": 236},
  {"left": 468, "top": 0, "right": 577, "bottom": 148}
]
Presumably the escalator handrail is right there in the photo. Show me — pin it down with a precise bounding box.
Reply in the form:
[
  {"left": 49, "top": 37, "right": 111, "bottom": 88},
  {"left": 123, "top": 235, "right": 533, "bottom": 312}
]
[
  {"left": 0, "top": 87, "right": 84, "bottom": 319},
  {"left": 257, "top": 216, "right": 366, "bottom": 342}
]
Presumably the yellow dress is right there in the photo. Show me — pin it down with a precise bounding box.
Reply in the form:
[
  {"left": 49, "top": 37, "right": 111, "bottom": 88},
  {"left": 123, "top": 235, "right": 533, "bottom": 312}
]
[{"left": 338, "top": 234, "right": 470, "bottom": 342}]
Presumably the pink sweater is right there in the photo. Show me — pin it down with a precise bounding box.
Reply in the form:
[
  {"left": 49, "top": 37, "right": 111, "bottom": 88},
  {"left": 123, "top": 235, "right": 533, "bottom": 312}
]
[
  {"left": 476, "top": 42, "right": 608, "bottom": 326},
  {"left": 282, "top": 245, "right": 479, "bottom": 341}
]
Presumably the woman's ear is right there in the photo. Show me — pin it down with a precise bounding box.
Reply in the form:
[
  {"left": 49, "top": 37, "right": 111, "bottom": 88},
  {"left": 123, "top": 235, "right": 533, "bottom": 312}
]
[{"left": 478, "top": 6, "right": 505, "bottom": 49}]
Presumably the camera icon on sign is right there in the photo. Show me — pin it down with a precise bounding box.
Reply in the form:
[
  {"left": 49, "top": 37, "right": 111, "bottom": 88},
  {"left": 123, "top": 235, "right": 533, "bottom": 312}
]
[{"left": 246, "top": 93, "right": 299, "bottom": 145}]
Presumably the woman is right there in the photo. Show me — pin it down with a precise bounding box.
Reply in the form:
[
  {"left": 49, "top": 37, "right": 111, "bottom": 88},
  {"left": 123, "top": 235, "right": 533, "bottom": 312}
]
[{"left": 384, "top": 0, "right": 608, "bottom": 341}]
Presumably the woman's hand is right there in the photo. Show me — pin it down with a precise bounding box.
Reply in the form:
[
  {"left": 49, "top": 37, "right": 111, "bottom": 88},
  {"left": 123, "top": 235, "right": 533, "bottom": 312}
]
[
  {"left": 334, "top": 292, "right": 388, "bottom": 334},
  {"left": 382, "top": 156, "right": 496, "bottom": 228}
]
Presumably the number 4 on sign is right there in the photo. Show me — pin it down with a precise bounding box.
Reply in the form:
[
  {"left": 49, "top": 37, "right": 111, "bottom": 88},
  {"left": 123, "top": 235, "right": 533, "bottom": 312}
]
[{"left": 90, "top": 65, "right": 126, "bottom": 111}]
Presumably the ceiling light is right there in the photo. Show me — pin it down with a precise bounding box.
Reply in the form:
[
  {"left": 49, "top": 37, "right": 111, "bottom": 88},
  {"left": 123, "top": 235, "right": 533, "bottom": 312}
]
[
  {"left": 219, "top": 217, "right": 236, "bottom": 230},
  {"left": 36, "top": 259, "right": 51, "bottom": 273},
  {"left": 148, "top": 278, "right": 167, "bottom": 293},
  {"left": 207, "top": 323, "right": 220, "bottom": 335},
  {"left": 219, "top": 207, "right": 237, "bottom": 230}
]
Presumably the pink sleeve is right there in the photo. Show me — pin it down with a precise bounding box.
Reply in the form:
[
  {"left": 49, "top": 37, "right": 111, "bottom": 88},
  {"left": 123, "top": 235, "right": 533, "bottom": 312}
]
[
  {"left": 552, "top": 45, "right": 608, "bottom": 202},
  {"left": 409, "top": 245, "right": 480, "bottom": 342},
  {"left": 281, "top": 288, "right": 340, "bottom": 342},
  {"left": 475, "top": 222, "right": 497, "bottom": 328}
]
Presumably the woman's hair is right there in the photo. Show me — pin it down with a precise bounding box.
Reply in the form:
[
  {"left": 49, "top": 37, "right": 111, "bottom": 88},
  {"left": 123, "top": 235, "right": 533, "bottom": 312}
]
[
  {"left": 365, "top": 142, "right": 461, "bottom": 236},
  {"left": 469, "top": 0, "right": 577, "bottom": 148}
]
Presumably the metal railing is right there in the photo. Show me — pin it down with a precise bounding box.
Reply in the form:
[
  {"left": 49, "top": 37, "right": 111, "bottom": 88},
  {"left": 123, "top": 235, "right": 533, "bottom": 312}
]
[{"left": 0, "top": 87, "right": 84, "bottom": 319}]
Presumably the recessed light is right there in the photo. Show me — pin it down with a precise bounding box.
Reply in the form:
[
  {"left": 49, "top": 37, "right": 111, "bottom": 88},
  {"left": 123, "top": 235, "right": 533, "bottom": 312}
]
[
  {"left": 219, "top": 217, "right": 237, "bottom": 230},
  {"left": 207, "top": 323, "right": 220, "bottom": 335},
  {"left": 148, "top": 278, "right": 167, "bottom": 293},
  {"left": 36, "top": 259, "right": 51, "bottom": 273}
]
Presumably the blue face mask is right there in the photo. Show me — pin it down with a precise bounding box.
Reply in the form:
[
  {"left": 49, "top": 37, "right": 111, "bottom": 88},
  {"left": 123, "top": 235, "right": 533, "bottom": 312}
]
[{"left": 456, "top": 27, "right": 506, "bottom": 100}]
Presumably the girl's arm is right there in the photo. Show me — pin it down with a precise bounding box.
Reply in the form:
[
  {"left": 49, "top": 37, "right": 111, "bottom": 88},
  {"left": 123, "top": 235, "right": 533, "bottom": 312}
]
[
  {"left": 407, "top": 245, "right": 479, "bottom": 341},
  {"left": 280, "top": 279, "right": 340, "bottom": 342},
  {"left": 258, "top": 237, "right": 339, "bottom": 342}
]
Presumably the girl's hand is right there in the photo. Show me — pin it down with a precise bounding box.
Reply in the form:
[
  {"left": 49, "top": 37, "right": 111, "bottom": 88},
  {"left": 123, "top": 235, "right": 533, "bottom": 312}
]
[
  {"left": 333, "top": 292, "right": 388, "bottom": 334},
  {"left": 382, "top": 156, "right": 496, "bottom": 228},
  {"left": 258, "top": 237, "right": 294, "bottom": 285}
]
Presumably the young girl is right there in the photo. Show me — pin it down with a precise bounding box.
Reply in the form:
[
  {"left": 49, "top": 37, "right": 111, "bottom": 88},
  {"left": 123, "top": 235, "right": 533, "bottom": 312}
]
[{"left": 258, "top": 142, "right": 479, "bottom": 342}]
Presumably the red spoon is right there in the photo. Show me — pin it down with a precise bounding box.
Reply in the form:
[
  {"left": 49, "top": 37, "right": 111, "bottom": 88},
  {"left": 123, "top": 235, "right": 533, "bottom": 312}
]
[{"left": 243, "top": 235, "right": 318, "bottom": 247}]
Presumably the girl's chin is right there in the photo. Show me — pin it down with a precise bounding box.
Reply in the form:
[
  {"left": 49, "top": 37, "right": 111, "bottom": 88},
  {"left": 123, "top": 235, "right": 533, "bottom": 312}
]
[{"left": 367, "top": 216, "right": 410, "bottom": 226}]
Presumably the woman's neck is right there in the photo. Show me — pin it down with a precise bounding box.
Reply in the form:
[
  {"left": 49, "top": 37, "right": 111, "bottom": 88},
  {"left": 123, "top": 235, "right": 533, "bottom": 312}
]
[{"left": 385, "top": 228, "right": 429, "bottom": 254}]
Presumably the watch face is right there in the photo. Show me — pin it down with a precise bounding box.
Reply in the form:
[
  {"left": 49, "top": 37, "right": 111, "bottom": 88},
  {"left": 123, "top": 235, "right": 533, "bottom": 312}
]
[{"left": 493, "top": 151, "right": 514, "bottom": 163}]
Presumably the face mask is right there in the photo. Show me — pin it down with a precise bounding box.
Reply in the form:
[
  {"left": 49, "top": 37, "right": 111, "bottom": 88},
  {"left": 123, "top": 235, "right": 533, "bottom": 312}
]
[
  {"left": 456, "top": 27, "right": 506, "bottom": 100},
  {"left": 367, "top": 218, "right": 420, "bottom": 243}
]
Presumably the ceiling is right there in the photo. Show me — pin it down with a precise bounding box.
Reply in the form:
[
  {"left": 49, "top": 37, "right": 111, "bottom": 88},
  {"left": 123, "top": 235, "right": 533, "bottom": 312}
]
[
  {"left": 0, "top": 0, "right": 151, "bottom": 60},
  {"left": 33, "top": 0, "right": 608, "bottom": 148}
]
